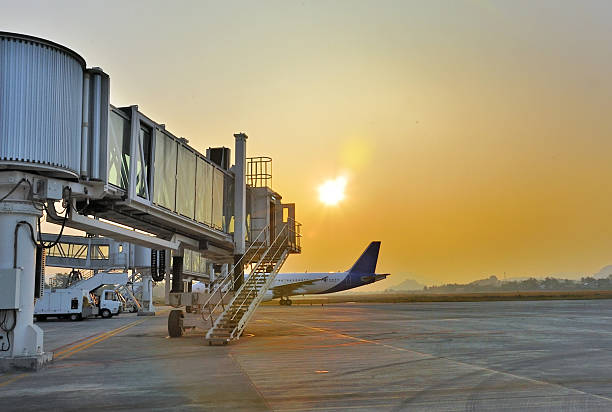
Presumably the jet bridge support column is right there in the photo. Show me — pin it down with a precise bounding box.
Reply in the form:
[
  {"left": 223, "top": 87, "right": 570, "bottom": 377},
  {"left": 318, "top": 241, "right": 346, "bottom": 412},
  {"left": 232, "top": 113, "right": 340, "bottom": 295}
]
[
  {"left": 134, "top": 246, "right": 155, "bottom": 316},
  {"left": 0, "top": 179, "right": 51, "bottom": 371},
  {"left": 209, "top": 262, "right": 216, "bottom": 288},
  {"left": 138, "top": 271, "right": 155, "bottom": 316},
  {"left": 233, "top": 133, "right": 247, "bottom": 291}
]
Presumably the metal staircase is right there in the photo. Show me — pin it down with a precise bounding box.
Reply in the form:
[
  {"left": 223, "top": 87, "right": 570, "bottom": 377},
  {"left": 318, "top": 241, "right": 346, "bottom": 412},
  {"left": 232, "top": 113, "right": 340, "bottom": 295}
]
[
  {"left": 65, "top": 269, "right": 96, "bottom": 288},
  {"left": 115, "top": 283, "right": 142, "bottom": 312},
  {"left": 48, "top": 269, "right": 95, "bottom": 289},
  {"left": 204, "top": 221, "right": 296, "bottom": 345},
  {"left": 66, "top": 271, "right": 128, "bottom": 291}
]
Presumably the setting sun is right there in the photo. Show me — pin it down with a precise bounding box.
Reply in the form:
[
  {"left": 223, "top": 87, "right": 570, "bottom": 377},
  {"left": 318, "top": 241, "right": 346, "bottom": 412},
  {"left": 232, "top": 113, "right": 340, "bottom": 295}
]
[{"left": 318, "top": 176, "right": 347, "bottom": 206}]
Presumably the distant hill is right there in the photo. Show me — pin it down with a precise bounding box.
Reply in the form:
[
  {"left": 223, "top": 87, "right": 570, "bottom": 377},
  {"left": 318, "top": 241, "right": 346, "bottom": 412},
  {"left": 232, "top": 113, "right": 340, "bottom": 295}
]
[
  {"left": 424, "top": 273, "right": 612, "bottom": 293},
  {"left": 468, "top": 275, "right": 501, "bottom": 288},
  {"left": 387, "top": 278, "right": 424, "bottom": 291},
  {"left": 593, "top": 265, "right": 612, "bottom": 279}
]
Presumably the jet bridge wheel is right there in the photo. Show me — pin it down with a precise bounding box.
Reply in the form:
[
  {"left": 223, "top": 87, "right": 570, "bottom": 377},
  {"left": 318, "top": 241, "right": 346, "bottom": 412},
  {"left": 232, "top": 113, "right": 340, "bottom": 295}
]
[{"left": 168, "top": 309, "right": 184, "bottom": 338}]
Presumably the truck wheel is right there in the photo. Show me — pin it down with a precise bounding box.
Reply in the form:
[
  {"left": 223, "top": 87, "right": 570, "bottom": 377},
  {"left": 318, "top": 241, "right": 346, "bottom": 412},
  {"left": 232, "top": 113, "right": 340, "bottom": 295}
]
[
  {"left": 69, "top": 313, "right": 82, "bottom": 321},
  {"left": 168, "top": 310, "right": 184, "bottom": 338},
  {"left": 101, "top": 309, "right": 111, "bottom": 319}
]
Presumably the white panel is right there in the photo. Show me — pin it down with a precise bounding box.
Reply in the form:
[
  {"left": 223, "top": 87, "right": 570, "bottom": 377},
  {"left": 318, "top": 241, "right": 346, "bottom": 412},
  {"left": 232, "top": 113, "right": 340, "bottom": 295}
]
[
  {"left": 0, "top": 268, "right": 21, "bottom": 309},
  {"left": 195, "top": 157, "right": 213, "bottom": 225},
  {"left": 176, "top": 146, "right": 196, "bottom": 218},
  {"left": 153, "top": 131, "right": 177, "bottom": 210}
]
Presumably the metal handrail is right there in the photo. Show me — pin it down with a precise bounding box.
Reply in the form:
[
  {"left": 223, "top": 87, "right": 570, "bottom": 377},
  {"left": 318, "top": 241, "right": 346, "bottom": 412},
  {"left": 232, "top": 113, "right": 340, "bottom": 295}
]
[
  {"left": 204, "top": 216, "right": 302, "bottom": 334},
  {"left": 224, "top": 217, "right": 299, "bottom": 313},
  {"left": 228, "top": 230, "right": 288, "bottom": 322},
  {"left": 229, "top": 249, "right": 283, "bottom": 320},
  {"left": 202, "top": 224, "right": 270, "bottom": 322},
  {"left": 204, "top": 227, "right": 282, "bottom": 328},
  {"left": 205, "top": 217, "right": 302, "bottom": 341},
  {"left": 66, "top": 268, "right": 95, "bottom": 288},
  {"left": 207, "top": 225, "right": 290, "bottom": 338},
  {"left": 231, "top": 249, "right": 289, "bottom": 340}
]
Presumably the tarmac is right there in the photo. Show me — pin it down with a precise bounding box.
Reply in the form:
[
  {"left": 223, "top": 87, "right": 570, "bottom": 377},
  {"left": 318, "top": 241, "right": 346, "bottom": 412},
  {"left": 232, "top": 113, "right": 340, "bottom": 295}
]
[{"left": 2, "top": 300, "right": 612, "bottom": 411}]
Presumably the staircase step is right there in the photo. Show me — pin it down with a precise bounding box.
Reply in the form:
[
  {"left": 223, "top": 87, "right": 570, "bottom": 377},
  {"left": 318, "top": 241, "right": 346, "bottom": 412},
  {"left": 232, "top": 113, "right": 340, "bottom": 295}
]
[{"left": 210, "top": 331, "right": 231, "bottom": 336}]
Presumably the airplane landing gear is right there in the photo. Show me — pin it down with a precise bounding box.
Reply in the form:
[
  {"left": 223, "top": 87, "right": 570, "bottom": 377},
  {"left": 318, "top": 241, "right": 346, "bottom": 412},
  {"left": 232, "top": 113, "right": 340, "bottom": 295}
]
[{"left": 279, "top": 297, "right": 293, "bottom": 306}]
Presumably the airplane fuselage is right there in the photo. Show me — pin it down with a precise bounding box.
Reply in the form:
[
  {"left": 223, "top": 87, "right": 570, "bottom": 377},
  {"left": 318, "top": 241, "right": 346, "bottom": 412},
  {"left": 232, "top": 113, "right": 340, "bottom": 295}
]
[{"left": 262, "top": 270, "right": 386, "bottom": 301}]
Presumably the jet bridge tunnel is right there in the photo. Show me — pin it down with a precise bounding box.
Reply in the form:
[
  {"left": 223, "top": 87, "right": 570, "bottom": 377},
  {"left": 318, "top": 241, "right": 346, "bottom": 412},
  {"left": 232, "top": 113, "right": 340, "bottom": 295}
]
[{"left": 0, "top": 31, "right": 301, "bottom": 369}]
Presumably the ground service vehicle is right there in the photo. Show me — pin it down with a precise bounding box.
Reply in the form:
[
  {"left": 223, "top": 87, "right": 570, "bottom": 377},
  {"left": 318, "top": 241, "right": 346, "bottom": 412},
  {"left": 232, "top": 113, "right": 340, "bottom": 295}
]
[{"left": 34, "top": 288, "right": 121, "bottom": 321}]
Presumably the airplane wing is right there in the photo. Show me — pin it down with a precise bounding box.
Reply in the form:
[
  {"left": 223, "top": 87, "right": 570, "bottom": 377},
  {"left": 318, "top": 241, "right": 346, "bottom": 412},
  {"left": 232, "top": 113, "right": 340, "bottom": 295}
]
[{"left": 270, "top": 276, "right": 328, "bottom": 298}]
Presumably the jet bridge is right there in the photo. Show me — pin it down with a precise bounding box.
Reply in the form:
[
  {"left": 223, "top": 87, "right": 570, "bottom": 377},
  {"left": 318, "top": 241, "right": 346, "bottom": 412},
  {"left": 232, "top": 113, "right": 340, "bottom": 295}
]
[
  {"left": 0, "top": 32, "right": 301, "bottom": 370},
  {"left": 41, "top": 234, "right": 157, "bottom": 313}
]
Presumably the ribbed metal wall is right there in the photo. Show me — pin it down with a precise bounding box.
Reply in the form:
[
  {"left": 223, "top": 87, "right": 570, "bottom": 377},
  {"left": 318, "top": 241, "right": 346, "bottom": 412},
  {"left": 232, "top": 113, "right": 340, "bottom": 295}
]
[{"left": 0, "top": 33, "right": 85, "bottom": 177}]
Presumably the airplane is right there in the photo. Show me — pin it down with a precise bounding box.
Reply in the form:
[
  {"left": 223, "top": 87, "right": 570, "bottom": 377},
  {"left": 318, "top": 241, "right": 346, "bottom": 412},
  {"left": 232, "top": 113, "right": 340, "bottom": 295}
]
[{"left": 263, "top": 241, "right": 389, "bottom": 305}]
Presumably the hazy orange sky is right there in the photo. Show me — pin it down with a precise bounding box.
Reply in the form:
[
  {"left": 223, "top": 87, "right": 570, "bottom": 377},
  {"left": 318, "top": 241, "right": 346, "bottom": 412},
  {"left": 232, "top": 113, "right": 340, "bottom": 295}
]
[{"left": 4, "top": 1, "right": 612, "bottom": 288}]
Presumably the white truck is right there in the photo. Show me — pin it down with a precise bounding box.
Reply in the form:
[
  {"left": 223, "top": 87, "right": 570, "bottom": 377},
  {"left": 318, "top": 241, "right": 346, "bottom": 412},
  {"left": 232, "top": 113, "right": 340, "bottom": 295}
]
[
  {"left": 34, "top": 289, "right": 120, "bottom": 321},
  {"left": 35, "top": 272, "right": 127, "bottom": 321},
  {"left": 90, "top": 289, "right": 123, "bottom": 319}
]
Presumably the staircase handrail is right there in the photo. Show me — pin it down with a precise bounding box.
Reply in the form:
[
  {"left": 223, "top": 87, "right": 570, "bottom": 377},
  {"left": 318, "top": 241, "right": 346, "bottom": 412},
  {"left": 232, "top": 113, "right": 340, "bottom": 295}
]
[
  {"left": 229, "top": 229, "right": 289, "bottom": 322},
  {"left": 205, "top": 225, "right": 290, "bottom": 339},
  {"left": 66, "top": 268, "right": 95, "bottom": 288},
  {"left": 231, "top": 249, "right": 289, "bottom": 340},
  {"left": 203, "top": 228, "right": 278, "bottom": 328},
  {"left": 201, "top": 224, "right": 271, "bottom": 317}
]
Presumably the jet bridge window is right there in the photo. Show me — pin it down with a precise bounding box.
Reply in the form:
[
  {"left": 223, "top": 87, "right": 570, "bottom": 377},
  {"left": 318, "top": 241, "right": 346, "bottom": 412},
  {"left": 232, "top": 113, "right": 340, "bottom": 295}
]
[
  {"left": 153, "top": 130, "right": 177, "bottom": 211},
  {"left": 195, "top": 157, "right": 213, "bottom": 225},
  {"left": 91, "top": 245, "right": 109, "bottom": 260},
  {"left": 183, "top": 250, "right": 192, "bottom": 272},
  {"left": 176, "top": 146, "right": 196, "bottom": 219},
  {"left": 223, "top": 174, "right": 234, "bottom": 233},
  {"left": 107, "top": 110, "right": 131, "bottom": 190},
  {"left": 136, "top": 126, "right": 152, "bottom": 198},
  {"left": 47, "top": 243, "right": 87, "bottom": 259},
  {"left": 191, "top": 252, "right": 200, "bottom": 274},
  {"left": 199, "top": 256, "right": 208, "bottom": 274},
  {"left": 212, "top": 168, "right": 224, "bottom": 230}
]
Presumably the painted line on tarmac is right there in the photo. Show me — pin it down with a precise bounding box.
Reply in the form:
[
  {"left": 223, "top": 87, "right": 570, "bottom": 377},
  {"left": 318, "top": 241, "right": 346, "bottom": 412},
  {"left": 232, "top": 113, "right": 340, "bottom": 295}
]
[
  {"left": 2, "top": 314, "right": 163, "bottom": 387},
  {"left": 0, "top": 373, "right": 26, "bottom": 388},
  {"left": 54, "top": 319, "right": 146, "bottom": 361},
  {"left": 51, "top": 331, "right": 104, "bottom": 353},
  {"left": 53, "top": 321, "right": 138, "bottom": 357},
  {"left": 276, "top": 318, "right": 612, "bottom": 404}
]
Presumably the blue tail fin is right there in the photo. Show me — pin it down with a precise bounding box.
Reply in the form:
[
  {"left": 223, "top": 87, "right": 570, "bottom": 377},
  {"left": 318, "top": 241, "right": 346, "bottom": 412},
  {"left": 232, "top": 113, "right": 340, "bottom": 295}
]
[{"left": 348, "top": 241, "right": 381, "bottom": 274}]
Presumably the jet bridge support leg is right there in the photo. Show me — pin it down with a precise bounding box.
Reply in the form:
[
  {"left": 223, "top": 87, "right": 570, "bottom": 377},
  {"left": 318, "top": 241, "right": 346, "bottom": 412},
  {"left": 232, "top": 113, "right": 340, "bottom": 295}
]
[
  {"left": 138, "top": 271, "right": 155, "bottom": 316},
  {"left": 233, "top": 254, "right": 244, "bottom": 291},
  {"left": 0, "top": 185, "right": 51, "bottom": 371},
  {"left": 221, "top": 263, "right": 228, "bottom": 281}
]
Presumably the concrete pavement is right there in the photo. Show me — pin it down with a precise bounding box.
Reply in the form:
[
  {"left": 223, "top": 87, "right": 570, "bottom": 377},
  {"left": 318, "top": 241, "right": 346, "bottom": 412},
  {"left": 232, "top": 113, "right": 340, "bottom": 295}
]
[{"left": 1, "top": 300, "right": 612, "bottom": 410}]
